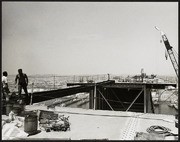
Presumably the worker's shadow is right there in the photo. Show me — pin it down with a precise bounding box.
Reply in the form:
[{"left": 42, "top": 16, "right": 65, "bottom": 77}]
[{"left": 27, "top": 130, "right": 41, "bottom": 137}]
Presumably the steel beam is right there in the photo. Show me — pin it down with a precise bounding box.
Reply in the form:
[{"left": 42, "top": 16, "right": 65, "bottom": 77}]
[
  {"left": 109, "top": 89, "right": 126, "bottom": 109},
  {"left": 31, "top": 85, "right": 93, "bottom": 103},
  {"left": 89, "top": 89, "right": 94, "bottom": 109},
  {"left": 97, "top": 89, "right": 114, "bottom": 111},
  {"left": 104, "top": 82, "right": 176, "bottom": 89},
  {"left": 126, "top": 89, "right": 143, "bottom": 112},
  {"left": 144, "top": 86, "right": 147, "bottom": 113},
  {"left": 94, "top": 85, "right": 96, "bottom": 110}
]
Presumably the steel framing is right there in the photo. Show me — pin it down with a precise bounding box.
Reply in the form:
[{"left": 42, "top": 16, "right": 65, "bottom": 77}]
[{"left": 126, "top": 89, "right": 144, "bottom": 112}]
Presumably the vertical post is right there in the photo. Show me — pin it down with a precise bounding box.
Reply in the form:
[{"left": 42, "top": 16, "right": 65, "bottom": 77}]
[
  {"left": 144, "top": 86, "right": 147, "bottom": 113},
  {"left": 107, "top": 74, "right": 110, "bottom": 80},
  {"left": 106, "top": 89, "right": 109, "bottom": 110},
  {"left": 102, "top": 88, "right": 104, "bottom": 110},
  {"left": 96, "top": 90, "right": 99, "bottom": 110},
  {"left": 94, "top": 84, "right": 96, "bottom": 110},
  {"left": 89, "top": 89, "right": 94, "bottom": 109},
  {"left": 30, "top": 82, "right": 34, "bottom": 105},
  {"left": 146, "top": 88, "right": 150, "bottom": 113},
  {"left": 98, "top": 88, "right": 101, "bottom": 110},
  {"left": 149, "top": 89, "right": 155, "bottom": 113},
  {"left": 53, "top": 75, "right": 55, "bottom": 89},
  {"left": 158, "top": 90, "right": 161, "bottom": 102}
]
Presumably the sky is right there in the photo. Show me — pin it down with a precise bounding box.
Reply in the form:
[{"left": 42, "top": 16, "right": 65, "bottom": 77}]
[{"left": 2, "top": 2, "right": 178, "bottom": 76}]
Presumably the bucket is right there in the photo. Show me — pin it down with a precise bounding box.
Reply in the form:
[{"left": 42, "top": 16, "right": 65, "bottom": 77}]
[
  {"left": 24, "top": 114, "right": 38, "bottom": 135},
  {"left": 6, "top": 103, "right": 13, "bottom": 116}
]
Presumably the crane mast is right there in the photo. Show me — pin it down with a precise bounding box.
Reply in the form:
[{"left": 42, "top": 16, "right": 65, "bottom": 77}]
[{"left": 155, "top": 27, "right": 178, "bottom": 78}]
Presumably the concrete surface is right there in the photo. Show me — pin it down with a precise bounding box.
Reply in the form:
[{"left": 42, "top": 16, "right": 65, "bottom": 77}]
[{"left": 2, "top": 104, "right": 178, "bottom": 140}]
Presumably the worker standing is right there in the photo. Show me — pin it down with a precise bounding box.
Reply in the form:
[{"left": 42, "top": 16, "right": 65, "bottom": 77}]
[
  {"left": 15, "top": 69, "right": 29, "bottom": 105},
  {"left": 2, "top": 71, "right": 10, "bottom": 101}
]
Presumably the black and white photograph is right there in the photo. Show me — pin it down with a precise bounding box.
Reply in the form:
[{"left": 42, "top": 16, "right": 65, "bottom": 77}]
[{"left": 1, "top": 1, "right": 178, "bottom": 140}]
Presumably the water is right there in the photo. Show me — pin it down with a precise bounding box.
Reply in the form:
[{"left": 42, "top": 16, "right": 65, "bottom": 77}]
[{"left": 154, "top": 101, "right": 178, "bottom": 115}]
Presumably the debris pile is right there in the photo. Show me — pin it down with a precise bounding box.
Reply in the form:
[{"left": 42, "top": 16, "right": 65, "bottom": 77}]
[
  {"left": 39, "top": 115, "right": 70, "bottom": 132},
  {"left": 38, "top": 110, "right": 70, "bottom": 132}
]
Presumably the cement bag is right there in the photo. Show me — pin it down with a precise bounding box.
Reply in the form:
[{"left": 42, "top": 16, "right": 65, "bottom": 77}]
[{"left": 2, "top": 123, "right": 28, "bottom": 140}]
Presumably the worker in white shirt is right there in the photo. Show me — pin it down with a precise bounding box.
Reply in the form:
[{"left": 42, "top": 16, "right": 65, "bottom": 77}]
[{"left": 2, "top": 71, "right": 10, "bottom": 101}]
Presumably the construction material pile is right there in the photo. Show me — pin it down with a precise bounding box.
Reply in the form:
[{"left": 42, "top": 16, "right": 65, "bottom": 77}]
[{"left": 39, "top": 110, "right": 70, "bottom": 132}]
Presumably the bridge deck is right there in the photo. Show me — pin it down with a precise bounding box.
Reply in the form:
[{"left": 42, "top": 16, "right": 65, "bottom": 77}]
[{"left": 2, "top": 105, "right": 177, "bottom": 140}]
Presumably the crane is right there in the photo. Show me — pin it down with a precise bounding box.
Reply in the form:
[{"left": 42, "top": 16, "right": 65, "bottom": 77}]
[
  {"left": 155, "top": 27, "right": 178, "bottom": 124},
  {"left": 155, "top": 26, "right": 178, "bottom": 78}
]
